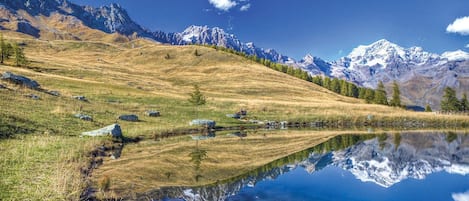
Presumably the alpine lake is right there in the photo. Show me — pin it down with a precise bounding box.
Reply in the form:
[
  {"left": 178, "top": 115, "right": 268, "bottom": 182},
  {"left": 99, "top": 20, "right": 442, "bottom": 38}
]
[{"left": 125, "top": 129, "right": 469, "bottom": 201}]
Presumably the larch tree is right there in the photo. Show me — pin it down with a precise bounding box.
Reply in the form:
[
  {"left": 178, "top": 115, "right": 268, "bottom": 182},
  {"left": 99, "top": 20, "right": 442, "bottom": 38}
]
[
  {"left": 460, "top": 93, "right": 468, "bottom": 112},
  {"left": 188, "top": 84, "right": 207, "bottom": 118},
  {"left": 440, "top": 87, "right": 460, "bottom": 112},
  {"left": 389, "top": 81, "right": 401, "bottom": 107},
  {"left": 13, "top": 43, "right": 27, "bottom": 67},
  {"left": 374, "top": 81, "right": 388, "bottom": 105}
]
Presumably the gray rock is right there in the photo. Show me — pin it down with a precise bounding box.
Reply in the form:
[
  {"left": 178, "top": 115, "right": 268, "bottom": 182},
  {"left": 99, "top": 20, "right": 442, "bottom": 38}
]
[
  {"left": 81, "top": 124, "right": 122, "bottom": 138},
  {"left": 72, "top": 96, "right": 88, "bottom": 102},
  {"left": 1, "top": 72, "right": 40, "bottom": 89},
  {"left": 47, "top": 90, "right": 60, "bottom": 96},
  {"left": 74, "top": 113, "right": 93, "bottom": 121},
  {"left": 25, "top": 94, "right": 40, "bottom": 100},
  {"left": 0, "top": 84, "right": 6, "bottom": 89},
  {"left": 190, "top": 119, "right": 216, "bottom": 128},
  {"left": 118, "top": 114, "right": 139, "bottom": 122},
  {"left": 145, "top": 110, "right": 160, "bottom": 117},
  {"left": 226, "top": 114, "right": 241, "bottom": 119}
]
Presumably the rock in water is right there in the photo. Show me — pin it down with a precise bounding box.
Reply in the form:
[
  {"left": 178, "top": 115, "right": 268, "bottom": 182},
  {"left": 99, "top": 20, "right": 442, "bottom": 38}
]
[
  {"left": 81, "top": 124, "right": 122, "bottom": 138},
  {"left": 190, "top": 119, "right": 216, "bottom": 128},
  {"left": 1, "top": 72, "right": 40, "bottom": 89}
]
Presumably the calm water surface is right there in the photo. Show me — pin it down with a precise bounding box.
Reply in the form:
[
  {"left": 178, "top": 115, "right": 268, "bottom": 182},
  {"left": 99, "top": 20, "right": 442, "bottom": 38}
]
[{"left": 156, "top": 131, "right": 469, "bottom": 201}]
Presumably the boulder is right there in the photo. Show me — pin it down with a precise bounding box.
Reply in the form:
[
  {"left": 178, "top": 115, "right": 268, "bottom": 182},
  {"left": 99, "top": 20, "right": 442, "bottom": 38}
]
[
  {"left": 1, "top": 72, "right": 40, "bottom": 89},
  {"left": 145, "top": 110, "right": 160, "bottom": 117},
  {"left": 72, "top": 96, "right": 88, "bottom": 102},
  {"left": 0, "top": 84, "right": 5, "bottom": 89},
  {"left": 74, "top": 113, "right": 93, "bottom": 121},
  {"left": 226, "top": 113, "right": 241, "bottom": 119},
  {"left": 25, "top": 94, "right": 40, "bottom": 100},
  {"left": 190, "top": 119, "right": 216, "bottom": 128},
  {"left": 118, "top": 114, "right": 139, "bottom": 122},
  {"left": 47, "top": 90, "right": 60, "bottom": 96},
  {"left": 81, "top": 124, "right": 122, "bottom": 138}
]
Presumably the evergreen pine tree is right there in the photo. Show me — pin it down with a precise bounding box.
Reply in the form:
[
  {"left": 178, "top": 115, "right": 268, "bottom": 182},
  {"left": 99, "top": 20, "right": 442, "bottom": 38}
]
[
  {"left": 349, "top": 83, "right": 359, "bottom": 98},
  {"left": 425, "top": 104, "right": 432, "bottom": 112},
  {"left": 389, "top": 81, "right": 401, "bottom": 107},
  {"left": 331, "top": 78, "right": 341, "bottom": 93},
  {"left": 188, "top": 85, "right": 206, "bottom": 118},
  {"left": 460, "top": 93, "right": 468, "bottom": 112},
  {"left": 358, "top": 87, "right": 366, "bottom": 99},
  {"left": 364, "top": 88, "right": 375, "bottom": 104},
  {"left": 374, "top": 81, "right": 388, "bottom": 105},
  {"left": 13, "top": 43, "right": 27, "bottom": 67},
  {"left": 0, "top": 33, "right": 5, "bottom": 64},
  {"left": 441, "top": 87, "right": 460, "bottom": 112},
  {"left": 340, "top": 80, "right": 348, "bottom": 96}
]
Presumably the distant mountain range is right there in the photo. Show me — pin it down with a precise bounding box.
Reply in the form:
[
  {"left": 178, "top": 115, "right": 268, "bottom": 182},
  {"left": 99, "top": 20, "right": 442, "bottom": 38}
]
[{"left": 0, "top": 0, "right": 468, "bottom": 109}]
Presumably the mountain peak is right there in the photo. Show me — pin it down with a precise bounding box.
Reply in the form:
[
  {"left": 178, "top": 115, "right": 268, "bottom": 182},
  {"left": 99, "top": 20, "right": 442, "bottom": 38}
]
[
  {"left": 348, "top": 39, "right": 404, "bottom": 59},
  {"left": 442, "top": 50, "right": 469, "bottom": 61}
]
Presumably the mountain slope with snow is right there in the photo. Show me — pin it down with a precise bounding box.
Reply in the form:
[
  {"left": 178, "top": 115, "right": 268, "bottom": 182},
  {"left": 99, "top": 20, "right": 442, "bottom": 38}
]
[{"left": 297, "top": 39, "right": 469, "bottom": 109}]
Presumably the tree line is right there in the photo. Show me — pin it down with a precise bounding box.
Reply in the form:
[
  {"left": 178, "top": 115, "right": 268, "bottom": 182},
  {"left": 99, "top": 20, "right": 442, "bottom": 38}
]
[
  {"left": 200, "top": 44, "right": 402, "bottom": 107},
  {"left": 440, "top": 87, "right": 468, "bottom": 113},
  {"left": 0, "top": 33, "right": 27, "bottom": 67}
]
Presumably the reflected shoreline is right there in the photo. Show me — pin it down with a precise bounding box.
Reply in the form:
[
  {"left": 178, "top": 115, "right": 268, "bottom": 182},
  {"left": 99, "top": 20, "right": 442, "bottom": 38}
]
[{"left": 136, "top": 131, "right": 469, "bottom": 201}]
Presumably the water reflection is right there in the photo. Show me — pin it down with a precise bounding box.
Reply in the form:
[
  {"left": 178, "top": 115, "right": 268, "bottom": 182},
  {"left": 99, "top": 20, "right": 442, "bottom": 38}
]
[{"left": 144, "top": 131, "right": 469, "bottom": 201}]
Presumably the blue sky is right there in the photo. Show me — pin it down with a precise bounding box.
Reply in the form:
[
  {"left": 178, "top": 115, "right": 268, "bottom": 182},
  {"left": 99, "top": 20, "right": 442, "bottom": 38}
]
[{"left": 71, "top": 0, "right": 469, "bottom": 61}]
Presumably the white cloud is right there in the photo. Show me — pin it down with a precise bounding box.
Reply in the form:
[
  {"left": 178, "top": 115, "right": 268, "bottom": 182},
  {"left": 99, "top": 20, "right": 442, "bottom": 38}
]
[
  {"left": 466, "top": 44, "right": 469, "bottom": 48},
  {"left": 240, "top": 3, "right": 251, "bottom": 11},
  {"left": 208, "top": 0, "right": 237, "bottom": 11},
  {"left": 453, "top": 190, "right": 469, "bottom": 201},
  {"left": 447, "top": 16, "right": 469, "bottom": 35}
]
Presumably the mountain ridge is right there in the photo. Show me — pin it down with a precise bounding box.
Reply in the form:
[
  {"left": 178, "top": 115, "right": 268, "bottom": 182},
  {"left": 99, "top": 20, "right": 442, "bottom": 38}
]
[{"left": 0, "top": 0, "right": 468, "bottom": 109}]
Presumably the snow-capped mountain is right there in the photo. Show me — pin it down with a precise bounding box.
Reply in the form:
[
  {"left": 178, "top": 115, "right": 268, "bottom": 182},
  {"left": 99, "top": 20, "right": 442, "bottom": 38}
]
[
  {"left": 329, "top": 133, "right": 469, "bottom": 187},
  {"left": 295, "top": 39, "right": 469, "bottom": 109},
  {"left": 297, "top": 54, "right": 332, "bottom": 76},
  {"left": 327, "top": 39, "right": 443, "bottom": 88},
  {"left": 169, "top": 25, "right": 294, "bottom": 63}
]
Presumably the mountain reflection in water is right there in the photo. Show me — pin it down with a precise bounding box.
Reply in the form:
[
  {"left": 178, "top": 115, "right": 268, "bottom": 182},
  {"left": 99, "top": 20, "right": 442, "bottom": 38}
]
[{"left": 142, "top": 131, "right": 469, "bottom": 201}]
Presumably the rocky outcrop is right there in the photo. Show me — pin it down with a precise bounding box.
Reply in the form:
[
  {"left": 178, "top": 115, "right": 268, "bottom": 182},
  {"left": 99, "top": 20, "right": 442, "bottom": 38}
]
[
  {"left": 118, "top": 114, "right": 139, "bottom": 122},
  {"left": 81, "top": 123, "right": 122, "bottom": 137},
  {"left": 1, "top": 71, "right": 40, "bottom": 89}
]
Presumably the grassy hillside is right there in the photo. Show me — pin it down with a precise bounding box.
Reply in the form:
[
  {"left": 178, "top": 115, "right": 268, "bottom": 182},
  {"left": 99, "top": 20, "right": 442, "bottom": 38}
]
[{"left": 1, "top": 32, "right": 468, "bottom": 200}]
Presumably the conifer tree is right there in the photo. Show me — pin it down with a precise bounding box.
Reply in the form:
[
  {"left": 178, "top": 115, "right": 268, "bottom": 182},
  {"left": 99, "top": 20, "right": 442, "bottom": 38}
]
[
  {"left": 331, "top": 78, "right": 341, "bottom": 93},
  {"left": 460, "top": 93, "right": 468, "bottom": 112},
  {"left": 425, "top": 104, "right": 432, "bottom": 112},
  {"left": 0, "top": 33, "right": 5, "bottom": 64},
  {"left": 364, "top": 88, "right": 375, "bottom": 103},
  {"left": 390, "top": 81, "right": 401, "bottom": 107},
  {"left": 441, "top": 87, "right": 459, "bottom": 112},
  {"left": 374, "top": 81, "right": 388, "bottom": 105},
  {"left": 188, "top": 85, "right": 206, "bottom": 118},
  {"left": 13, "top": 43, "right": 27, "bottom": 67}
]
